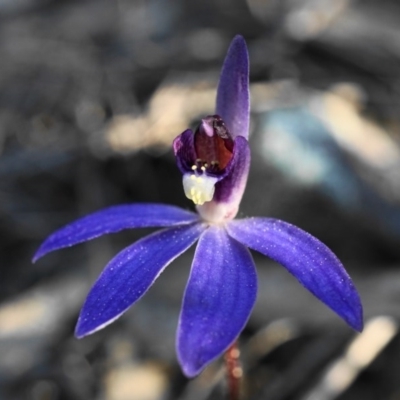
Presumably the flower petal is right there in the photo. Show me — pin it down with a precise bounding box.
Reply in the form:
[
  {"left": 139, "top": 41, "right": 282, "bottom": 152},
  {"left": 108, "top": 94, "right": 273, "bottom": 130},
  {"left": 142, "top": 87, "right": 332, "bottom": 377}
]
[
  {"left": 216, "top": 35, "right": 250, "bottom": 139},
  {"left": 75, "top": 222, "right": 205, "bottom": 338},
  {"left": 226, "top": 218, "right": 363, "bottom": 331},
  {"left": 33, "top": 203, "right": 199, "bottom": 261},
  {"left": 177, "top": 225, "right": 257, "bottom": 377}
]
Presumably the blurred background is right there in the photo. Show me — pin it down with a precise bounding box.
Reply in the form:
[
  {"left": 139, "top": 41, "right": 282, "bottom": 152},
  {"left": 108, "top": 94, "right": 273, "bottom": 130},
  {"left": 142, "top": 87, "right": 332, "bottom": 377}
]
[{"left": 1, "top": 0, "right": 400, "bottom": 399}]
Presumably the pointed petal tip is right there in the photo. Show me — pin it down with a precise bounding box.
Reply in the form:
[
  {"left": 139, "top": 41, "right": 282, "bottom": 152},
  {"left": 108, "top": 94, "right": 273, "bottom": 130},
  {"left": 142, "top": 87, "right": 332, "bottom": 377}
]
[
  {"left": 227, "top": 35, "right": 249, "bottom": 65},
  {"left": 231, "top": 34, "right": 247, "bottom": 48},
  {"left": 74, "top": 310, "right": 123, "bottom": 339},
  {"left": 32, "top": 245, "right": 49, "bottom": 263},
  {"left": 347, "top": 304, "right": 364, "bottom": 332},
  {"left": 74, "top": 321, "right": 100, "bottom": 339},
  {"left": 324, "top": 280, "right": 363, "bottom": 333},
  {"left": 179, "top": 360, "right": 203, "bottom": 378},
  {"left": 325, "top": 273, "right": 363, "bottom": 333},
  {"left": 74, "top": 320, "right": 106, "bottom": 339},
  {"left": 178, "top": 340, "right": 237, "bottom": 378},
  {"left": 177, "top": 341, "right": 223, "bottom": 378},
  {"left": 178, "top": 336, "right": 243, "bottom": 378},
  {"left": 177, "top": 344, "right": 205, "bottom": 378},
  {"left": 74, "top": 318, "right": 89, "bottom": 339},
  {"left": 74, "top": 328, "right": 86, "bottom": 340},
  {"left": 354, "top": 321, "right": 364, "bottom": 333}
]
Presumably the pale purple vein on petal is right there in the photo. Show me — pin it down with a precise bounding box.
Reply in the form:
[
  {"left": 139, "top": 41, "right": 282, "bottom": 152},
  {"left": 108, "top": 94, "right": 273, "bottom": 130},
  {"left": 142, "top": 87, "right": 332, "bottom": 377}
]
[
  {"left": 177, "top": 225, "right": 257, "bottom": 377},
  {"left": 216, "top": 35, "right": 250, "bottom": 139},
  {"left": 33, "top": 204, "right": 199, "bottom": 261},
  {"left": 75, "top": 222, "right": 206, "bottom": 338},
  {"left": 226, "top": 218, "right": 363, "bottom": 331}
]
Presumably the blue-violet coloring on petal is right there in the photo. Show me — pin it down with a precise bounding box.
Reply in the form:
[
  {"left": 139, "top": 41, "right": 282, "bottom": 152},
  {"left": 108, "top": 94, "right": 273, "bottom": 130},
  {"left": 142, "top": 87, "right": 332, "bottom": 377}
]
[
  {"left": 177, "top": 225, "right": 257, "bottom": 377},
  {"left": 33, "top": 35, "right": 363, "bottom": 380},
  {"left": 226, "top": 218, "right": 363, "bottom": 331},
  {"left": 76, "top": 222, "right": 205, "bottom": 338}
]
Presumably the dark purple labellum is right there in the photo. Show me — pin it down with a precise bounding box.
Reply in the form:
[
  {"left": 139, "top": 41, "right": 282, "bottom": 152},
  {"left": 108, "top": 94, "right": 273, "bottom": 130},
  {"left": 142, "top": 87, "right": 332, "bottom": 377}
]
[{"left": 194, "top": 115, "right": 234, "bottom": 173}]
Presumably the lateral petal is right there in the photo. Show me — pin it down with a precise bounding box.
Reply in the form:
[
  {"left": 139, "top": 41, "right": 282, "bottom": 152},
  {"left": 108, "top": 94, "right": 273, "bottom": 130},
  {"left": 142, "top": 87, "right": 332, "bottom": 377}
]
[
  {"left": 226, "top": 218, "right": 363, "bottom": 331},
  {"left": 75, "top": 222, "right": 205, "bottom": 338},
  {"left": 177, "top": 225, "right": 257, "bottom": 377},
  {"left": 33, "top": 203, "right": 199, "bottom": 261}
]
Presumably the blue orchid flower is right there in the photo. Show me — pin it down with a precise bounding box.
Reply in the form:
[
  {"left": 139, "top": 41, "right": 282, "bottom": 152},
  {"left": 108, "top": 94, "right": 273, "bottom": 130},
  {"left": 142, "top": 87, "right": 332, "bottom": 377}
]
[{"left": 33, "top": 36, "right": 363, "bottom": 378}]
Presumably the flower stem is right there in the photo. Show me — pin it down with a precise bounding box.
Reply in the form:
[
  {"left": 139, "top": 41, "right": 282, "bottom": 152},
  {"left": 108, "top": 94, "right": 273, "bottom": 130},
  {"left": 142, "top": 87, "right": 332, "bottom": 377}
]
[{"left": 224, "top": 341, "right": 242, "bottom": 400}]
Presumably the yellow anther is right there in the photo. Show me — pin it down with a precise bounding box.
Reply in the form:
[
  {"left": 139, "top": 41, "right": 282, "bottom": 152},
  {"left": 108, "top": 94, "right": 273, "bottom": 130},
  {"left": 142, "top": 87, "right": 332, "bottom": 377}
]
[
  {"left": 201, "top": 166, "right": 206, "bottom": 172},
  {"left": 191, "top": 165, "right": 197, "bottom": 171}
]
